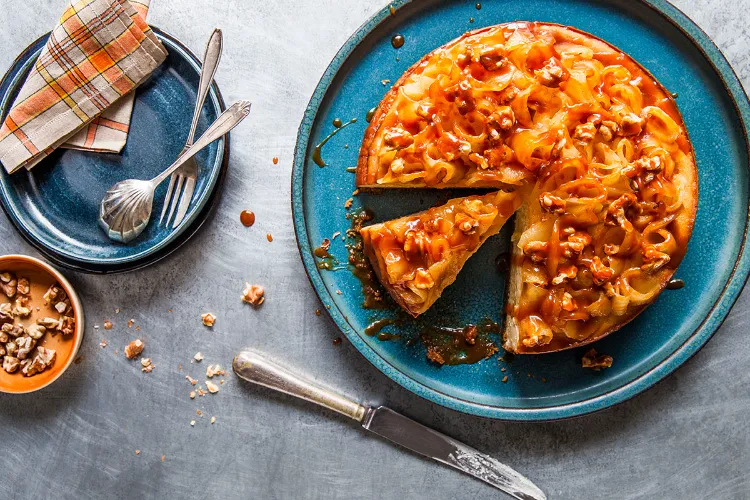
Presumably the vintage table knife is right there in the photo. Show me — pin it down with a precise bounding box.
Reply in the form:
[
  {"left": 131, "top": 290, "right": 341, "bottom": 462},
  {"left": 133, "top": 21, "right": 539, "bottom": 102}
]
[{"left": 232, "top": 350, "right": 546, "bottom": 500}]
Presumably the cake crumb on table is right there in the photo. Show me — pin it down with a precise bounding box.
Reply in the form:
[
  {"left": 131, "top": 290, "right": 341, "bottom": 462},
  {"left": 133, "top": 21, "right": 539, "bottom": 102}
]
[
  {"left": 124, "top": 339, "right": 144, "bottom": 359},
  {"left": 242, "top": 283, "right": 264, "bottom": 306},
  {"left": 201, "top": 313, "right": 216, "bottom": 327}
]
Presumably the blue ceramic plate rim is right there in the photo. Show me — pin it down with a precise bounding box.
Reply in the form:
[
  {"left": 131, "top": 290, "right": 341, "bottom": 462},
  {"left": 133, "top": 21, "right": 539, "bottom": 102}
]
[
  {"left": 292, "top": 0, "right": 750, "bottom": 420},
  {"left": 0, "top": 27, "right": 228, "bottom": 271}
]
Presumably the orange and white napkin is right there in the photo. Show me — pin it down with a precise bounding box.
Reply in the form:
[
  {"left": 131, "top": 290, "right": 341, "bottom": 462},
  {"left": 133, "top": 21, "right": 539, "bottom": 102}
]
[{"left": 0, "top": 0, "right": 167, "bottom": 173}]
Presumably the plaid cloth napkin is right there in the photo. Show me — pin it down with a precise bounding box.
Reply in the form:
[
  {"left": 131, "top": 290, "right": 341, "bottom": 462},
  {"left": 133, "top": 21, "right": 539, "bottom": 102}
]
[{"left": 0, "top": 0, "right": 167, "bottom": 173}]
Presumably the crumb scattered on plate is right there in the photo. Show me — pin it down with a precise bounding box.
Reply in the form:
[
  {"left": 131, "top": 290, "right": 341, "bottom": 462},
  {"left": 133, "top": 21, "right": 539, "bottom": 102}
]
[{"left": 582, "top": 349, "right": 613, "bottom": 370}]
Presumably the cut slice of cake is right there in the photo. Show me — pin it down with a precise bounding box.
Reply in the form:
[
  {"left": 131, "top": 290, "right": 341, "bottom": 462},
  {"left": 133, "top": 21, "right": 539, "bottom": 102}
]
[{"left": 359, "top": 190, "right": 523, "bottom": 316}]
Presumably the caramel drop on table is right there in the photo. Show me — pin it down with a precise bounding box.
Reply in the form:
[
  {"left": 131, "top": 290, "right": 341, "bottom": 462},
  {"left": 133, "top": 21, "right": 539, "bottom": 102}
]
[
  {"left": 240, "top": 210, "right": 255, "bottom": 227},
  {"left": 391, "top": 34, "right": 405, "bottom": 49},
  {"left": 272, "top": 157, "right": 279, "bottom": 165},
  {"left": 266, "top": 233, "right": 273, "bottom": 242}
]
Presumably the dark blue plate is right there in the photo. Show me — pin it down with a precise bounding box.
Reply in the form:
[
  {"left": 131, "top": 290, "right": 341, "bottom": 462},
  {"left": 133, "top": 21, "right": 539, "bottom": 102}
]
[
  {"left": 292, "top": 0, "right": 750, "bottom": 420},
  {"left": 0, "top": 28, "right": 227, "bottom": 273}
]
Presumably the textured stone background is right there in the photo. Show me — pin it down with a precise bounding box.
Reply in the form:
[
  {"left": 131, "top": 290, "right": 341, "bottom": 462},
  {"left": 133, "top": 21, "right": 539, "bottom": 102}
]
[{"left": 0, "top": 1, "right": 749, "bottom": 499}]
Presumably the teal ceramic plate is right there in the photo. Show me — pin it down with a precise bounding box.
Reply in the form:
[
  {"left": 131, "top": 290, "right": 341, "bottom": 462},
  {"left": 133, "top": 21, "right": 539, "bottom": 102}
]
[
  {"left": 0, "top": 28, "right": 227, "bottom": 273},
  {"left": 292, "top": 0, "right": 750, "bottom": 420}
]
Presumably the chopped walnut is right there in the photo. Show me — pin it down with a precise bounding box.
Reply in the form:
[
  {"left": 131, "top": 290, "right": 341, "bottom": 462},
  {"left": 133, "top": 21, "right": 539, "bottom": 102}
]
[
  {"left": 413, "top": 269, "right": 435, "bottom": 290},
  {"left": 26, "top": 324, "right": 45, "bottom": 340},
  {"left": 383, "top": 126, "right": 414, "bottom": 149},
  {"left": 534, "top": 58, "right": 567, "bottom": 87},
  {"left": 141, "top": 358, "right": 154, "bottom": 373},
  {"left": 3, "top": 355, "right": 20, "bottom": 373},
  {"left": 193, "top": 352, "right": 204, "bottom": 362},
  {"left": 5, "top": 341, "right": 17, "bottom": 357},
  {"left": 573, "top": 122, "right": 597, "bottom": 142},
  {"left": 206, "top": 364, "right": 224, "bottom": 378},
  {"left": 124, "top": 339, "right": 144, "bottom": 359},
  {"left": 606, "top": 193, "right": 637, "bottom": 232},
  {"left": 488, "top": 106, "right": 515, "bottom": 135},
  {"left": 16, "top": 277, "right": 30, "bottom": 296},
  {"left": 0, "top": 272, "right": 17, "bottom": 298},
  {"left": 60, "top": 316, "right": 75, "bottom": 336},
  {"left": 12, "top": 299, "right": 31, "bottom": 318},
  {"left": 426, "top": 348, "right": 445, "bottom": 365},
  {"left": 2, "top": 323, "right": 24, "bottom": 338},
  {"left": 206, "top": 381, "right": 219, "bottom": 393},
  {"left": 561, "top": 231, "right": 592, "bottom": 258},
  {"left": 37, "top": 317, "right": 61, "bottom": 330},
  {"left": 15, "top": 336, "right": 36, "bottom": 360},
  {"left": 103, "top": 320, "right": 113, "bottom": 330},
  {"left": 189, "top": 391, "right": 196, "bottom": 399},
  {"left": 479, "top": 53, "right": 507, "bottom": 71},
  {"left": 242, "top": 283, "right": 265, "bottom": 306},
  {"left": 590, "top": 256, "right": 615, "bottom": 285},
  {"left": 454, "top": 213, "right": 479, "bottom": 233},
  {"left": 201, "top": 313, "right": 216, "bottom": 327},
  {"left": 523, "top": 241, "right": 549, "bottom": 263},
  {"left": 520, "top": 316, "right": 553, "bottom": 348},
  {"left": 641, "top": 246, "right": 671, "bottom": 273},
  {"left": 582, "top": 349, "right": 613, "bottom": 370},
  {"left": 185, "top": 375, "right": 197, "bottom": 386},
  {"left": 22, "top": 347, "right": 56, "bottom": 376},
  {"left": 43, "top": 285, "right": 65, "bottom": 305},
  {"left": 619, "top": 113, "right": 645, "bottom": 136},
  {"left": 561, "top": 292, "right": 577, "bottom": 312},
  {"left": 210, "top": 416, "right": 216, "bottom": 425},
  {"left": 603, "top": 243, "right": 620, "bottom": 256},
  {"left": 0, "top": 303, "right": 12, "bottom": 323},
  {"left": 551, "top": 265, "right": 578, "bottom": 286},
  {"left": 539, "top": 192, "right": 566, "bottom": 214},
  {"left": 451, "top": 79, "right": 475, "bottom": 115}
]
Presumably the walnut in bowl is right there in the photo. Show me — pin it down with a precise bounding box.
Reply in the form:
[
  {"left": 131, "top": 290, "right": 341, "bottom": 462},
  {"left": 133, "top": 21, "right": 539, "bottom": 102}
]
[{"left": 0, "top": 255, "right": 84, "bottom": 394}]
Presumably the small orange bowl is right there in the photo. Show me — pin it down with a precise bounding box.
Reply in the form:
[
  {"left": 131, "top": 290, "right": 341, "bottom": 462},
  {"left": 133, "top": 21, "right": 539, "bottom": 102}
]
[{"left": 0, "top": 255, "right": 84, "bottom": 394}]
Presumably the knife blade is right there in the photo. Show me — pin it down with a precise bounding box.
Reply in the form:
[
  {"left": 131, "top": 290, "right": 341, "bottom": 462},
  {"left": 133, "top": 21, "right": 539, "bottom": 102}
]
[
  {"left": 363, "top": 406, "right": 545, "bottom": 500},
  {"left": 232, "top": 350, "right": 546, "bottom": 500}
]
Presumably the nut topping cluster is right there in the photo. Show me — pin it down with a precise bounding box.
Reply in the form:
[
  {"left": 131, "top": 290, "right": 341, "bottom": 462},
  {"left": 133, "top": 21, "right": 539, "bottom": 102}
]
[{"left": 0, "top": 273, "right": 75, "bottom": 377}]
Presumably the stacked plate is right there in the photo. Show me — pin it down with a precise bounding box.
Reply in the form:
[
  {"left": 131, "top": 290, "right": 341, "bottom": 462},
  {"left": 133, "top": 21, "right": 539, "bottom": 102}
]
[{"left": 0, "top": 28, "right": 228, "bottom": 273}]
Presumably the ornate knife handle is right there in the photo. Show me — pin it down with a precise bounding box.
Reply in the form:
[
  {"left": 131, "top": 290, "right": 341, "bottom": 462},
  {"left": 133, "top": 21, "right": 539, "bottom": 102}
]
[{"left": 233, "top": 349, "right": 368, "bottom": 422}]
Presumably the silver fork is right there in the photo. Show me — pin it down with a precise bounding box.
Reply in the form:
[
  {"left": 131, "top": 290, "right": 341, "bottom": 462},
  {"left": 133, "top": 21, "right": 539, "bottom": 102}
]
[{"left": 160, "top": 28, "right": 223, "bottom": 228}]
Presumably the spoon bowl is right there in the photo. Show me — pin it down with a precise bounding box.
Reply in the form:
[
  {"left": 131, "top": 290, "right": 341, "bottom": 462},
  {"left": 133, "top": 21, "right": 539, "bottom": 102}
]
[
  {"left": 98, "top": 100, "right": 251, "bottom": 243},
  {"left": 99, "top": 179, "right": 154, "bottom": 243}
]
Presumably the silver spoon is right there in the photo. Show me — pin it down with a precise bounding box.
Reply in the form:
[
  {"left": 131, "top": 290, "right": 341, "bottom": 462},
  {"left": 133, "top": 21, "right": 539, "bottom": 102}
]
[{"left": 99, "top": 100, "right": 252, "bottom": 243}]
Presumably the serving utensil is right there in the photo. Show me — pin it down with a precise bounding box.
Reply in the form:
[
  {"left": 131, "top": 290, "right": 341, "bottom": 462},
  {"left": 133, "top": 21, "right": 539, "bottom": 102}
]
[
  {"left": 232, "top": 349, "right": 546, "bottom": 500},
  {"left": 99, "top": 100, "right": 251, "bottom": 243},
  {"left": 159, "top": 28, "right": 223, "bottom": 229}
]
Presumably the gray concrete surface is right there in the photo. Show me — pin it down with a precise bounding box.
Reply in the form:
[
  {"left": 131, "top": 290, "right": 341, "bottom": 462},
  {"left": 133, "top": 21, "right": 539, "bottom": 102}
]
[{"left": 1, "top": 1, "right": 749, "bottom": 499}]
